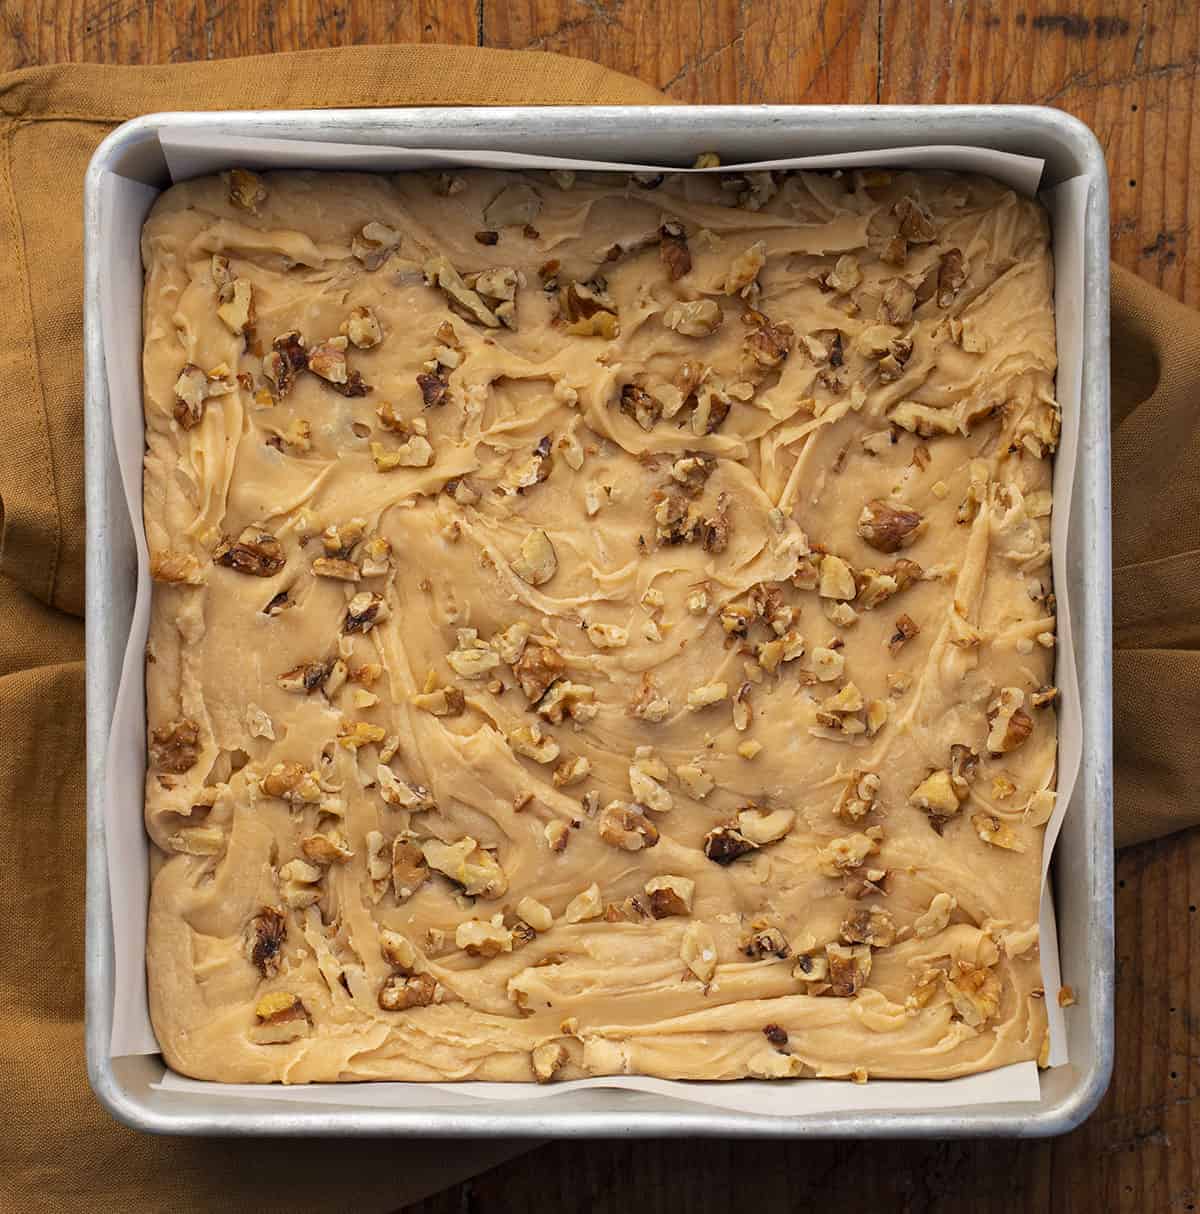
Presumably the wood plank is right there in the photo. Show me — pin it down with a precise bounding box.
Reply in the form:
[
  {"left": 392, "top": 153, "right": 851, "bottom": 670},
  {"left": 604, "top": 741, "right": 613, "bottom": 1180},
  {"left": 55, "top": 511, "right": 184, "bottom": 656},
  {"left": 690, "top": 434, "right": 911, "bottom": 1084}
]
[
  {"left": 0, "top": 0, "right": 479, "bottom": 68},
  {"left": 484, "top": 0, "right": 880, "bottom": 104}
]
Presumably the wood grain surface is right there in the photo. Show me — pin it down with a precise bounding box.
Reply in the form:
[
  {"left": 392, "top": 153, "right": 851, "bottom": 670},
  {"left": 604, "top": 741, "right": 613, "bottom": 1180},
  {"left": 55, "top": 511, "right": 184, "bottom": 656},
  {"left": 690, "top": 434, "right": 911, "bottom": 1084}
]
[{"left": 1, "top": 1, "right": 1196, "bottom": 1210}]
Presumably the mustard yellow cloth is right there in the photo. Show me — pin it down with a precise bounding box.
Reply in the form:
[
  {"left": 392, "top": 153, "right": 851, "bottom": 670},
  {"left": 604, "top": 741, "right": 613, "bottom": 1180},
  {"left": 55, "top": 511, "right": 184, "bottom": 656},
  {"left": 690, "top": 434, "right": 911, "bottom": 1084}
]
[{"left": 0, "top": 42, "right": 1193, "bottom": 1212}]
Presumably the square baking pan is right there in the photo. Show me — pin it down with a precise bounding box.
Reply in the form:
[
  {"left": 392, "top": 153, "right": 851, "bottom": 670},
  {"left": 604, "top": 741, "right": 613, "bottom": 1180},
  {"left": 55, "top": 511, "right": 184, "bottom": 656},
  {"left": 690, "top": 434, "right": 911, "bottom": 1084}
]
[{"left": 83, "top": 104, "right": 1113, "bottom": 1138}]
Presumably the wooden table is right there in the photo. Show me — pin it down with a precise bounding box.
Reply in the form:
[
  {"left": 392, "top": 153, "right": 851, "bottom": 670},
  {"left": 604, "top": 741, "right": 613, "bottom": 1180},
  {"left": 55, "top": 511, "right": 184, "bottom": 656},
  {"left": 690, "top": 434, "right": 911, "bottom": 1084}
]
[{"left": 6, "top": 1, "right": 1197, "bottom": 1209}]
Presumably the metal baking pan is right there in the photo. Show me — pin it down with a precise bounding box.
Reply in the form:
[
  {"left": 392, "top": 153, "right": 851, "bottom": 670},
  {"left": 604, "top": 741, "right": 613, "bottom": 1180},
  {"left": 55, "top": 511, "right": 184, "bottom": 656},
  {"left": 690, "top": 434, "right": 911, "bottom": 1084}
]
[{"left": 83, "top": 105, "right": 1112, "bottom": 1137}]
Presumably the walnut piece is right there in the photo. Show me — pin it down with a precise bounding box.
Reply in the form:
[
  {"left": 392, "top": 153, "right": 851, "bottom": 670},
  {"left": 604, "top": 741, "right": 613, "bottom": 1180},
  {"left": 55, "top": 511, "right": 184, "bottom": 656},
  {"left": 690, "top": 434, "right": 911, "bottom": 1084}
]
[
  {"left": 840, "top": 906, "right": 897, "bottom": 948},
  {"left": 250, "top": 991, "right": 311, "bottom": 1044},
  {"left": 392, "top": 837, "right": 430, "bottom": 901},
  {"left": 659, "top": 221, "right": 692, "bottom": 280},
  {"left": 663, "top": 298, "right": 722, "bottom": 337},
  {"left": 511, "top": 528, "right": 558, "bottom": 586},
  {"left": 913, "top": 892, "right": 957, "bottom": 938},
  {"left": 825, "top": 942, "right": 872, "bottom": 997},
  {"left": 172, "top": 362, "right": 236, "bottom": 429},
  {"left": 598, "top": 801, "right": 660, "bottom": 851},
  {"left": 532, "top": 1041, "right": 568, "bottom": 1083},
  {"left": 645, "top": 874, "right": 694, "bottom": 918},
  {"left": 702, "top": 823, "right": 756, "bottom": 865},
  {"left": 342, "top": 305, "right": 383, "bottom": 349},
  {"left": 228, "top": 168, "right": 267, "bottom": 213},
  {"left": 378, "top": 972, "right": 440, "bottom": 1011},
  {"left": 681, "top": 921, "right": 718, "bottom": 983},
  {"left": 422, "top": 836, "right": 508, "bottom": 899},
  {"left": 149, "top": 718, "right": 201, "bottom": 773},
  {"left": 986, "top": 688, "right": 1034, "bottom": 755},
  {"left": 857, "top": 500, "right": 924, "bottom": 553},
  {"left": 213, "top": 526, "right": 285, "bottom": 577},
  {"left": 245, "top": 906, "right": 287, "bottom": 978}
]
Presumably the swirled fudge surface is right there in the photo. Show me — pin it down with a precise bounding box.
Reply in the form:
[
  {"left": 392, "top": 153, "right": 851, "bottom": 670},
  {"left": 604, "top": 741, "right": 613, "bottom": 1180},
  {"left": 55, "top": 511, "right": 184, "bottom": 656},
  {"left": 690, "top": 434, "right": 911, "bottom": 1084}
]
[{"left": 142, "top": 164, "right": 1059, "bottom": 1084}]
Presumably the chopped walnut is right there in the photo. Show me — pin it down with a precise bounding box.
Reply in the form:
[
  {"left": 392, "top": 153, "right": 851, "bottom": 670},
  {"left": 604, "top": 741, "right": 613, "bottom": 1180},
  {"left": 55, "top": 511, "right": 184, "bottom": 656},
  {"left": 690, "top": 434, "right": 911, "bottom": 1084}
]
[
  {"left": 424, "top": 255, "right": 500, "bottom": 328},
  {"left": 379, "top": 929, "right": 418, "bottom": 971},
  {"left": 888, "top": 613, "right": 920, "bottom": 655},
  {"left": 243, "top": 907, "right": 287, "bottom": 978},
  {"left": 810, "top": 646, "right": 845, "bottom": 682},
  {"left": 262, "top": 760, "right": 322, "bottom": 803},
  {"left": 422, "top": 836, "right": 507, "bottom": 899},
  {"left": 343, "top": 591, "right": 389, "bottom": 634},
  {"left": 973, "top": 812, "right": 1026, "bottom": 852},
  {"left": 742, "top": 310, "right": 794, "bottom": 374},
  {"left": 250, "top": 991, "right": 312, "bottom": 1044},
  {"left": 736, "top": 806, "right": 795, "bottom": 845},
  {"left": 279, "top": 858, "right": 322, "bottom": 909},
  {"left": 168, "top": 825, "right": 224, "bottom": 855},
  {"left": 836, "top": 770, "right": 881, "bottom": 822},
  {"left": 213, "top": 526, "right": 285, "bottom": 577},
  {"left": 723, "top": 239, "right": 766, "bottom": 296},
  {"left": 411, "top": 686, "right": 466, "bottom": 717},
  {"left": 825, "top": 942, "right": 872, "bottom": 997},
  {"left": 857, "top": 500, "right": 924, "bottom": 553},
  {"left": 630, "top": 674, "right": 671, "bottom": 723},
  {"left": 657, "top": 220, "right": 693, "bottom": 280},
  {"left": 888, "top": 400, "right": 961, "bottom": 438},
  {"left": 509, "top": 722, "right": 560, "bottom": 764},
  {"left": 908, "top": 769, "right": 962, "bottom": 821},
  {"left": 532, "top": 1041, "right": 568, "bottom": 1083},
  {"left": 351, "top": 221, "right": 401, "bottom": 269},
  {"left": 935, "top": 248, "right": 967, "bottom": 307},
  {"left": 378, "top": 972, "right": 440, "bottom": 1011},
  {"left": 702, "top": 823, "right": 757, "bottom": 865},
  {"left": 986, "top": 688, "right": 1034, "bottom": 755},
  {"left": 675, "top": 763, "right": 714, "bottom": 800},
  {"left": 945, "top": 961, "right": 1001, "bottom": 1027},
  {"left": 586, "top": 622, "right": 629, "bottom": 649},
  {"left": 553, "top": 754, "right": 591, "bottom": 788},
  {"left": 149, "top": 550, "right": 206, "bottom": 585},
  {"left": 815, "top": 830, "right": 881, "bottom": 877},
  {"left": 392, "top": 837, "right": 430, "bottom": 901},
  {"left": 517, "top": 896, "right": 554, "bottom": 933},
  {"left": 457, "top": 916, "right": 515, "bottom": 958},
  {"left": 278, "top": 655, "right": 335, "bottom": 694},
  {"left": 228, "top": 168, "right": 267, "bottom": 213},
  {"left": 217, "top": 279, "right": 255, "bottom": 335},
  {"left": 563, "top": 882, "right": 602, "bottom": 923},
  {"left": 262, "top": 331, "right": 308, "bottom": 399},
  {"left": 149, "top": 719, "right": 201, "bottom": 773},
  {"left": 311, "top": 556, "right": 361, "bottom": 583},
  {"left": 301, "top": 831, "right": 354, "bottom": 866},
  {"left": 172, "top": 362, "right": 236, "bottom": 429},
  {"left": 598, "top": 801, "right": 660, "bottom": 851},
  {"left": 913, "top": 892, "right": 956, "bottom": 939},
  {"left": 445, "top": 628, "right": 502, "bottom": 679},
  {"left": 510, "top": 641, "right": 565, "bottom": 702},
  {"left": 342, "top": 305, "right": 383, "bottom": 350},
  {"left": 681, "top": 921, "right": 718, "bottom": 983},
  {"left": 663, "top": 298, "right": 723, "bottom": 337},
  {"left": 511, "top": 528, "right": 558, "bottom": 586},
  {"left": 742, "top": 926, "right": 790, "bottom": 959},
  {"left": 893, "top": 196, "right": 937, "bottom": 243},
  {"left": 818, "top": 555, "right": 857, "bottom": 600},
  {"left": 536, "top": 680, "right": 597, "bottom": 725},
  {"left": 687, "top": 681, "right": 728, "bottom": 710},
  {"left": 840, "top": 907, "right": 897, "bottom": 948},
  {"left": 644, "top": 874, "right": 694, "bottom": 918},
  {"left": 792, "top": 952, "right": 830, "bottom": 986}
]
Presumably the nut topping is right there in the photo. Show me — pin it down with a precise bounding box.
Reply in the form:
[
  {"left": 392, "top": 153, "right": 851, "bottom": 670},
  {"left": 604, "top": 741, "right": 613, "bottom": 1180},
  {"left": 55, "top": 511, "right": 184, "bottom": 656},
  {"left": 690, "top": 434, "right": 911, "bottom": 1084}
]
[
  {"left": 857, "top": 500, "right": 924, "bottom": 553},
  {"left": 245, "top": 906, "right": 287, "bottom": 978},
  {"left": 213, "top": 526, "right": 285, "bottom": 577},
  {"left": 511, "top": 528, "right": 558, "bottom": 586},
  {"left": 149, "top": 719, "right": 201, "bottom": 773},
  {"left": 378, "top": 972, "right": 440, "bottom": 1011},
  {"left": 250, "top": 991, "right": 312, "bottom": 1044},
  {"left": 659, "top": 221, "right": 692, "bottom": 280},
  {"left": 598, "top": 801, "right": 660, "bottom": 851}
]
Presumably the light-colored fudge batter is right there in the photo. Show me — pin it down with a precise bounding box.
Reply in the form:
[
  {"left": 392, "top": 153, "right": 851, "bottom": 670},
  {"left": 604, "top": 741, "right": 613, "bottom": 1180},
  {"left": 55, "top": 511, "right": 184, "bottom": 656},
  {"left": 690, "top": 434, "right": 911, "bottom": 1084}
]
[{"left": 142, "top": 164, "right": 1060, "bottom": 1084}]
